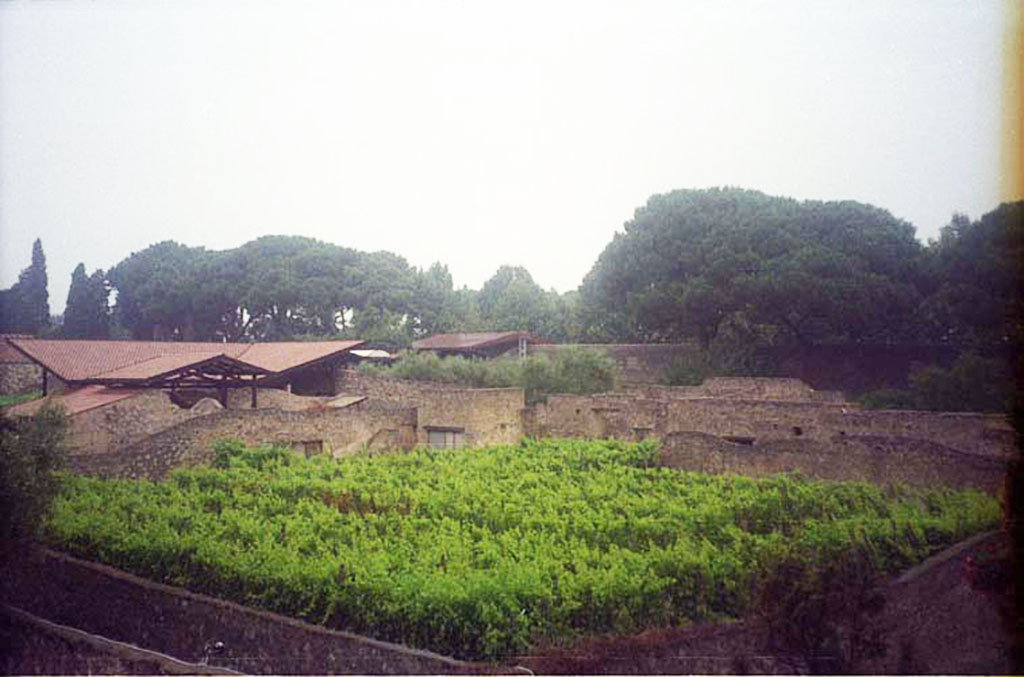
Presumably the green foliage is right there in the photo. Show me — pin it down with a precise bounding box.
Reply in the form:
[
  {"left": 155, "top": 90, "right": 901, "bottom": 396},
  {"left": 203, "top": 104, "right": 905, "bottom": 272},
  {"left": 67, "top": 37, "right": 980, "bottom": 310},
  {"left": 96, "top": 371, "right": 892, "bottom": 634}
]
[
  {"left": 580, "top": 188, "right": 924, "bottom": 346},
  {"left": 360, "top": 348, "right": 618, "bottom": 403},
  {"left": 0, "top": 239, "right": 51, "bottom": 335},
  {"left": 0, "top": 391, "right": 43, "bottom": 409},
  {"left": 663, "top": 323, "right": 779, "bottom": 386},
  {"left": 755, "top": 541, "right": 887, "bottom": 672},
  {"left": 920, "top": 203, "right": 1023, "bottom": 345},
  {"left": 46, "top": 439, "right": 998, "bottom": 661},
  {"left": 858, "top": 353, "right": 1013, "bottom": 412},
  {"left": 0, "top": 404, "right": 68, "bottom": 570},
  {"left": 62, "top": 263, "right": 111, "bottom": 339}
]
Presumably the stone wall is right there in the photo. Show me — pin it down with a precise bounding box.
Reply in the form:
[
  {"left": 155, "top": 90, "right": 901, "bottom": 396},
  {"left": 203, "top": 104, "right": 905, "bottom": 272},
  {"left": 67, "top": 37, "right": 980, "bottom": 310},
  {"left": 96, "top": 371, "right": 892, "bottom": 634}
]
[
  {"left": 0, "top": 362, "right": 42, "bottom": 395},
  {"left": 659, "top": 432, "right": 1008, "bottom": 494},
  {"left": 528, "top": 387, "right": 1013, "bottom": 457},
  {"left": 526, "top": 382, "right": 1013, "bottom": 493},
  {"left": 336, "top": 370, "right": 524, "bottom": 447},
  {"left": 68, "top": 390, "right": 204, "bottom": 456},
  {"left": 68, "top": 400, "right": 418, "bottom": 480},
  {"left": 1, "top": 551, "right": 499, "bottom": 675}
]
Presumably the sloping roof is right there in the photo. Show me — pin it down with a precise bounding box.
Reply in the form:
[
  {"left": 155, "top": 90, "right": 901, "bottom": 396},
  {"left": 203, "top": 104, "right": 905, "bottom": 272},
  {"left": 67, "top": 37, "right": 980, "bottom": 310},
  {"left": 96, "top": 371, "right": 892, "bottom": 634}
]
[
  {"left": 93, "top": 352, "right": 269, "bottom": 382},
  {"left": 7, "top": 338, "right": 364, "bottom": 385},
  {"left": 411, "top": 331, "right": 533, "bottom": 352},
  {"left": 234, "top": 341, "right": 363, "bottom": 373},
  {"left": 6, "top": 385, "right": 145, "bottom": 417}
]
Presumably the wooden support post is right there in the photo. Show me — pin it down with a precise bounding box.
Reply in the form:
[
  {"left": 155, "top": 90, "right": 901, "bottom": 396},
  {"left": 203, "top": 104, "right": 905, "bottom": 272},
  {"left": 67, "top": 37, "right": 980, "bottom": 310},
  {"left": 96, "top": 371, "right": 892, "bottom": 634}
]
[
  {"left": 251, "top": 384, "right": 258, "bottom": 409},
  {"left": 218, "top": 387, "right": 227, "bottom": 407}
]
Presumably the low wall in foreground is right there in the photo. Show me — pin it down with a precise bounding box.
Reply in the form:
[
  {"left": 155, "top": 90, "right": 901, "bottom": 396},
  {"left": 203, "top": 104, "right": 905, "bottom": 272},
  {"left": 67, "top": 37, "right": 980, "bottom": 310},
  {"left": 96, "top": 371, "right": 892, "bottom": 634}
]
[{"left": 0, "top": 551, "right": 499, "bottom": 675}]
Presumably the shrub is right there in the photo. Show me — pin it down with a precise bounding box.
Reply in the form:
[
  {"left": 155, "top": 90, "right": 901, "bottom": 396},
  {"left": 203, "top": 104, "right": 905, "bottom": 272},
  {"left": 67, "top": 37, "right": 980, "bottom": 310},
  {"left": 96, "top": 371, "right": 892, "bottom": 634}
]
[
  {"left": 0, "top": 403, "right": 68, "bottom": 571},
  {"left": 359, "top": 348, "right": 617, "bottom": 403}
]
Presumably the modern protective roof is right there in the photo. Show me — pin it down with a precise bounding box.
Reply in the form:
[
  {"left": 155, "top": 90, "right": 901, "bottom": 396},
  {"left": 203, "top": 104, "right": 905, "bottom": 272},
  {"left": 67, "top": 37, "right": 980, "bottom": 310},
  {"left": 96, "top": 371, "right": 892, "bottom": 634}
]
[
  {"left": 5, "top": 385, "right": 146, "bottom": 417},
  {"left": 410, "top": 331, "right": 534, "bottom": 352},
  {"left": 7, "top": 338, "right": 364, "bottom": 386}
]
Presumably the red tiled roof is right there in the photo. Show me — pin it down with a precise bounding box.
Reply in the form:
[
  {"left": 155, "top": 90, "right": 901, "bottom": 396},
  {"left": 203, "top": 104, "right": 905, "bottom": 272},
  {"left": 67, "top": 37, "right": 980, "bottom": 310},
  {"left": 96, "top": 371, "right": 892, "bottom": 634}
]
[
  {"left": 93, "top": 352, "right": 268, "bottom": 381},
  {"left": 411, "top": 331, "right": 533, "bottom": 351},
  {"left": 8, "top": 339, "right": 364, "bottom": 383},
  {"left": 235, "top": 341, "right": 364, "bottom": 373},
  {"left": 5, "top": 385, "right": 145, "bottom": 417}
]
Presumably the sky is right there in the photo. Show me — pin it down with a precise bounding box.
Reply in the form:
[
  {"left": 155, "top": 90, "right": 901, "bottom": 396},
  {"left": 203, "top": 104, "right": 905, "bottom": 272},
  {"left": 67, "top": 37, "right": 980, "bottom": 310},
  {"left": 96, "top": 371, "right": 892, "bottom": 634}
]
[{"left": 1, "top": 0, "right": 1020, "bottom": 314}]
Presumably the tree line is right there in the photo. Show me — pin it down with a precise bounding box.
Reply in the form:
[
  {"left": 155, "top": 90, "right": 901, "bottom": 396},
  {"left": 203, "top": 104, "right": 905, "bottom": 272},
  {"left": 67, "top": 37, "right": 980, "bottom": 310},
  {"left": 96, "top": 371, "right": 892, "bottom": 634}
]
[{"left": 2, "top": 188, "right": 1020, "bottom": 353}]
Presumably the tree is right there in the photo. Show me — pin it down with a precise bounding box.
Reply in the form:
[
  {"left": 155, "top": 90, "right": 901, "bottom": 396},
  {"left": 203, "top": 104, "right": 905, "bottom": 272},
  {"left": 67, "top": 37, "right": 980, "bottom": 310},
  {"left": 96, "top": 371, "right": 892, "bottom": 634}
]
[
  {"left": 919, "top": 202, "right": 1023, "bottom": 345},
  {"left": 0, "top": 239, "right": 50, "bottom": 335},
  {"left": 409, "top": 262, "right": 459, "bottom": 338},
  {"left": 63, "top": 264, "right": 110, "bottom": 339},
  {"left": 478, "top": 265, "right": 561, "bottom": 336},
  {"left": 107, "top": 241, "right": 204, "bottom": 340},
  {"left": 580, "top": 188, "right": 925, "bottom": 346}
]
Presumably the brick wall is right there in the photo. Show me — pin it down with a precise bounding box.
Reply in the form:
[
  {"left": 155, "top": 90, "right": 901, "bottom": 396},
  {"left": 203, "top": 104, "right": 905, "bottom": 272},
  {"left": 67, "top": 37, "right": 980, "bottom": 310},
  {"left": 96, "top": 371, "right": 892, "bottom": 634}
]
[
  {"left": 0, "top": 363, "right": 42, "bottom": 395},
  {"left": 68, "top": 400, "right": 417, "bottom": 480},
  {"left": 336, "top": 371, "right": 524, "bottom": 447}
]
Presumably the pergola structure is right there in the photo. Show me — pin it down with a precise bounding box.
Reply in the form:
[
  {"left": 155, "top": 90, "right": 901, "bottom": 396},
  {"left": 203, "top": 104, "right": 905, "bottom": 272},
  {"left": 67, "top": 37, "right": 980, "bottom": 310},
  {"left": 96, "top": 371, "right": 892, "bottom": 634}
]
[
  {"left": 410, "top": 331, "right": 539, "bottom": 359},
  {"left": 7, "top": 338, "right": 365, "bottom": 407}
]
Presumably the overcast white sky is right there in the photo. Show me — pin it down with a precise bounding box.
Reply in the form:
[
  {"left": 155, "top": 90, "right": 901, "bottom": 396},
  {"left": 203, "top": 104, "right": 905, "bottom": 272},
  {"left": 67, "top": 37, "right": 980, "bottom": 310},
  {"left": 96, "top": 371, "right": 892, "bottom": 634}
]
[{"left": 1, "top": 0, "right": 1020, "bottom": 313}]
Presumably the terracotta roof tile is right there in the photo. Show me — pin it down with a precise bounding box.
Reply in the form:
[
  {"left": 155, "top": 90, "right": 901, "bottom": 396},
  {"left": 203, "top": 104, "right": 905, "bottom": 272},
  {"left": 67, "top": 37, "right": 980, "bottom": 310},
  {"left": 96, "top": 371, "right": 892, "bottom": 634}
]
[
  {"left": 5, "top": 385, "right": 145, "bottom": 417},
  {"left": 8, "top": 339, "right": 365, "bottom": 383},
  {"left": 236, "top": 341, "right": 364, "bottom": 373}
]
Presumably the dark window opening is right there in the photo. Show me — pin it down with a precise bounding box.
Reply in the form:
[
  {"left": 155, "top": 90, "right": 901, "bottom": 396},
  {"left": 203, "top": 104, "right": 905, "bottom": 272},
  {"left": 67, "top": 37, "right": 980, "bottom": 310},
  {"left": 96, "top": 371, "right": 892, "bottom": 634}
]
[
  {"left": 792, "top": 426, "right": 803, "bottom": 437},
  {"left": 427, "top": 427, "right": 465, "bottom": 449},
  {"left": 723, "top": 436, "right": 755, "bottom": 446}
]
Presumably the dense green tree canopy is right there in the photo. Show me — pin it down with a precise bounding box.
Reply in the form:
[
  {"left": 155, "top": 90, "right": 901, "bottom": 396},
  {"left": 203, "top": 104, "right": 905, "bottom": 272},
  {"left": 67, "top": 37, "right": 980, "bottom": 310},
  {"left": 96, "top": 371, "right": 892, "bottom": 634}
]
[
  {"left": 75, "top": 191, "right": 1021, "bottom": 358},
  {"left": 580, "top": 188, "right": 925, "bottom": 346},
  {"left": 62, "top": 263, "right": 110, "bottom": 339},
  {"left": 919, "top": 202, "right": 1023, "bottom": 345},
  {"left": 0, "top": 239, "right": 50, "bottom": 335}
]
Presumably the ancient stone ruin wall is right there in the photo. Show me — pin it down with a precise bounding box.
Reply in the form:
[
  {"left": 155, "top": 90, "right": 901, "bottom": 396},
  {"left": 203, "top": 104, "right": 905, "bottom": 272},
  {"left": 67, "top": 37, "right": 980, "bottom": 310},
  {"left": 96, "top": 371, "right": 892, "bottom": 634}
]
[
  {"left": 625, "top": 377, "right": 849, "bottom": 404},
  {"left": 66, "top": 390, "right": 205, "bottom": 456},
  {"left": 69, "top": 399, "right": 418, "bottom": 480},
  {"left": 820, "top": 409, "right": 1013, "bottom": 458},
  {"left": 0, "top": 362, "right": 43, "bottom": 395},
  {"left": 528, "top": 383, "right": 1012, "bottom": 457},
  {"left": 659, "top": 433, "right": 1007, "bottom": 494},
  {"left": 222, "top": 386, "right": 331, "bottom": 411},
  {"left": 525, "top": 378, "right": 1013, "bottom": 493},
  {"left": 3, "top": 551, "right": 492, "bottom": 675},
  {"left": 336, "top": 370, "right": 525, "bottom": 447}
]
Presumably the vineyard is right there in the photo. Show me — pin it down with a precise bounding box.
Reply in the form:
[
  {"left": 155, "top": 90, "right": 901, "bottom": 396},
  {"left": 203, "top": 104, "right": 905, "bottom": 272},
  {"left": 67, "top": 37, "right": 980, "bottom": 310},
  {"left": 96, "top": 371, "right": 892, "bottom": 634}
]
[{"left": 45, "top": 439, "right": 999, "bottom": 661}]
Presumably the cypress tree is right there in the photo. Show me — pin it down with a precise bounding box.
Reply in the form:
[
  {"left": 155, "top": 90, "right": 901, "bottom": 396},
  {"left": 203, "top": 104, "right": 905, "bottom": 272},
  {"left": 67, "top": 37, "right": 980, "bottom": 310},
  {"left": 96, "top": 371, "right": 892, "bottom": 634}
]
[
  {"left": 63, "top": 263, "right": 109, "bottom": 338},
  {"left": 1, "top": 239, "right": 50, "bottom": 334}
]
